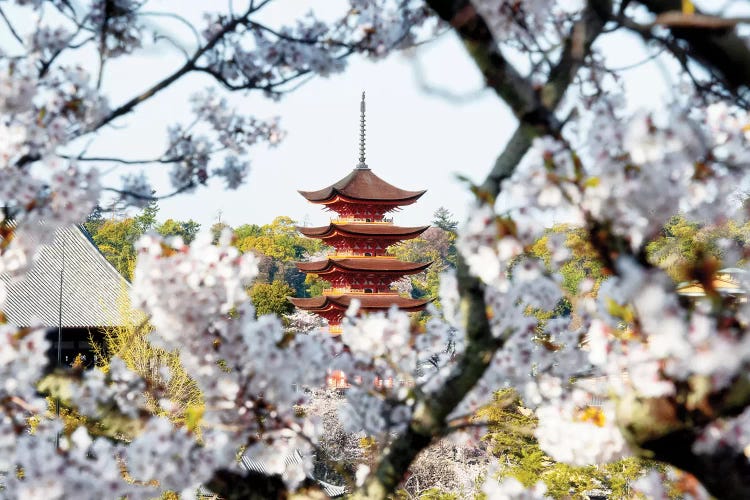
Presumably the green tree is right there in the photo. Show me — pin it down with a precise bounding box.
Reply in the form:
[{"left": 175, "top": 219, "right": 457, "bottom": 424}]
[
  {"left": 156, "top": 218, "right": 201, "bottom": 244},
  {"left": 528, "top": 225, "right": 606, "bottom": 296},
  {"left": 388, "top": 226, "right": 457, "bottom": 305},
  {"left": 646, "top": 214, "right": 750, "bottom": 282},
  {"left": 236, "top": 216, "right": 321, "bottom": 262},
  {"left": 85, "top": 203, "right": 202, "bottom": 281},
  {"left": 304, "top": 274, "right": 330, "bottom": 297},
  {"left": 235, "top": 216, "right": 328, "bottom": 290},
  {"left": 234, "top": 223, "right": 262, "bottom": 240},
  {"left": 479, "top": 390, "right": 650, "bottom": 499},
  {"left": 432, "top": 206, "right": 458, "bottom": 233},
  {"left": 249, "top": 280, "right": 295, "bottom": 318},
  {"left": 83, "top": 205, "right": 105, "bottom": 236},
  {"left": 133, "top": 200, "right": 159, "bottom": 234},
  {"left": 91, "top": 218, "right": 141, "bottom": 280},
  {"left": 210, "top": 222, "right": 232, "bottom": 244}
]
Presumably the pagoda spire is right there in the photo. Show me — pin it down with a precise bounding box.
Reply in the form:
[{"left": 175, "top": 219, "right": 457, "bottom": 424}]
[
  {"left": 291, "top": 96, "right": 431, "bottom": 337},
  {"left": 356, "top": 91, "right": 368, "bottom": 170}
]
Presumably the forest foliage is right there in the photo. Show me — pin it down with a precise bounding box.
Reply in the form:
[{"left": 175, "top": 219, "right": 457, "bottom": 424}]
[
  {"left": 85, "top": 204, "right": 463, "bottom": 316},
  {"left": 84, "top": 199, "right": 747, "bottom": 497}
]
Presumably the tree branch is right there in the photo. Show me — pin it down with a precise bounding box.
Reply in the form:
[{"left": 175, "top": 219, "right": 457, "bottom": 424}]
[
  {"left": 617, "top": 374, "right": 750, "bottom": 499},
  {"left": 428, "top": 0, "right": 536, "bottom": 118},
  {"left": 0, "top": 5, "right": 24, "bottom": 47},
  {"left": 349, "top": 3, "right": 612, "bottom": 497},
  {"left": 353, "top": 255, "right": 493, "bottom": 498},
  {"left": 59, "top": 154, "right": 176, "bottom": 165},
  {"left": 642, "top": 429, "right": 750, "bottom": 500},
  {"left": 479, "top": 123, "right": 535, "bottom": 200},
  {"left": 92, "top": 6, "right": 255, "bottom": 131},
  {"left": 428, "top": 0, "right": 610, "bottom": 199},
  {"left": 635, "top": 0, "right": 750, "bottom": 93}
]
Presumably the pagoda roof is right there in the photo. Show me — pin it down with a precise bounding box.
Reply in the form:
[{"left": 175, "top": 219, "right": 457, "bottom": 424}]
[
  {"left": 288, "top": 294, "right": 430, "bottom": 312},
  {"left": 297, "top": 223, "right": 428, "bottom": 239},
  {"left": 298, "top": 258, "right": 431, "bottom": 274},
  {"left": 298, "top": 168, "right": 426, "bottom": 204}
]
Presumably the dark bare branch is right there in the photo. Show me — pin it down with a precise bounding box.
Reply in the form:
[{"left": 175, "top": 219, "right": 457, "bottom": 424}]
[
  {"left": 92, "top": 5, "right": 256, "bottom": 131},
  {"left": 350, "top": 2, "right": 612, "bottom": 498},
  {"left": 0, "top": 6, "right": 24, "bottom": 47},
  {"left": 103, "top": 184, "right": 194, "bottom": 202},
  {"left": 615, "top": 373, "right": 750, "bottom": 499},
  {"left": 633, "top": 0, "right": 750, "bottom": 93},
  {"left": 353, "top": 254, "right": 493, "bottom": 498},
  {"left": 59, "top": 154, "right": 175, "bottom": 165},
  {"left": 430, "top": 0, "right": 610, "bottom": 198}
]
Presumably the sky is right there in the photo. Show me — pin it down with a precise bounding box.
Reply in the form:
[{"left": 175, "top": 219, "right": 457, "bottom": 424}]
[
  {"left": 84, "top": 3, "right": 514, "bottom": 230},
  {"left": 2, "top": 0, "right": 685, "bottom": 230},
  {"left": 154, "top": 36, "right": 512, "bottom": 229}
]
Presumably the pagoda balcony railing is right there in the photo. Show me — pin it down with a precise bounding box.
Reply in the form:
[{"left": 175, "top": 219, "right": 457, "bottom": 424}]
[
  {"left": 322, "top": 288, "right": 398, "bottom": 296},
  {"left": 329, "top": 252, "right": 396, "bottom": 258},
  {"left": 332, "top": 217, "right": 393, "bottom": 224},
  {"left": 325, "top": 370, "right": 415, "bottom": 390}
]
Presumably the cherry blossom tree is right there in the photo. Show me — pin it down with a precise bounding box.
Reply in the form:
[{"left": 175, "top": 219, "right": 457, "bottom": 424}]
[{"left": 3, "top": 1, "right": 750, "bottom": 499}]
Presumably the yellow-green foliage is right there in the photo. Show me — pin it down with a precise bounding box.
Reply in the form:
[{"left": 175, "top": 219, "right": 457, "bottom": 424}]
[
  {"left": 303, "top": 273, "right": 330, "bottom": 297},
  {"left": 529, "top": 224, "right": 607, "bottom": 296},
  {"left": 248, "top": 280, "right": 295, "bottom": 318},
  {"left": 393, "top": 488, "right": 459, "bottom": 500},
  {"left": 85, "top": 202, "right": 162, "bottom": 281},
  {"left": 91, "top": 218, "right": 140, "bottom": 280},
  {"left": 94, "top": 298, "right": 203, "bottom": 426},
  {"left": 479, "top": 390, "right": 651, "bottom": 499},
  {"left": 234, "top": 216, "right": 325, "bottom": 262},
  {"left": 646, "top": 214, "right": 750, "bottom": 282}
]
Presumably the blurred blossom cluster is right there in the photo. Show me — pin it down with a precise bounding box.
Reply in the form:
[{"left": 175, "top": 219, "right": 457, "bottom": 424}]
[
  {"left": 3, "top": 0, "right": 750, "bottom": 497},
  {"left": 0, "top": 0, "right": 440, "bottom": 495},
  {"left": 451, "top": 90, "right": 750, "bottom": 487}
]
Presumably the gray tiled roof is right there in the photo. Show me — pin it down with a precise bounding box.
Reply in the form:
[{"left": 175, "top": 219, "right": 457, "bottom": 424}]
[
  {"left": 1, "top": 225, "right": 130, "bottom": 327},
  {"left": 241, "top": 451, "right": 347, "bottom": 498}
]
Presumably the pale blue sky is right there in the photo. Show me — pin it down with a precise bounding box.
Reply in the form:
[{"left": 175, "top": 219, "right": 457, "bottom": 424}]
[
  {"left": 2, "top": 1, "right": 684, "bottom": 229},
  {"left": 84, "top": 4, "right": 513, "bottom": 229}
]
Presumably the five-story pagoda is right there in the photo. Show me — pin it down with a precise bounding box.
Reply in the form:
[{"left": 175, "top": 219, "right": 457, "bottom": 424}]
[{"left": 289, "top": 94, "right": 432, "bottom": 334}]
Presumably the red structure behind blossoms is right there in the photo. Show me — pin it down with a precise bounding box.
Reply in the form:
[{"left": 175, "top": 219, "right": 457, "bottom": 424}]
[{"left": 289, "top": 94, "right": 432, "bottom": 339}]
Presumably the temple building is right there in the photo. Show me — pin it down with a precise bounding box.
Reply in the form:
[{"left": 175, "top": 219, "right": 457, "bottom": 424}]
[
  {"left": 676, "top": 267, "right": 747, "bottom": 302},
  {"left": 1, "top": 224, "right": 130, "bottom": 367},
  {"left": 289, "top": 93, "right": 432, "bottom": 334}
]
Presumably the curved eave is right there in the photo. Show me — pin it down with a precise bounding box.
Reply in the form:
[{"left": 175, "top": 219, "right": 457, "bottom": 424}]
[
  {"left": 297, "top": 258, "right": 432, "bottom": 274},
  {"left": 297, "top": 223, "right": 429, "bottom": 239},
  {"left": 353, "top": 295, "right": 431, "bottom": 312},
  {"left": 299, "top": 189, "right": 426, "bottom": 205},
  {"left": 288, "top": 296, "right": 333, "bottom": 311},
  {"left": 288, "top": 294, "right": 431, "bottom": 313},
  {"left": 298, "top": 168, "right": 426, "bottom": 203}
]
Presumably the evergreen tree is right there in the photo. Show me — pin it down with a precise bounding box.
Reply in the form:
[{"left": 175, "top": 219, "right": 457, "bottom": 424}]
[
  {"left": 432, "top": 207, "right": 458, "bottom": 233},
  {"left": 134, "top": 200, "right": 159, "bottom": 234},
  {"left": 156, "top": 219, "right": 201, "bottom": 244},
  {"left": 83, "top": 205, "right": 105, "bottom": 235}
]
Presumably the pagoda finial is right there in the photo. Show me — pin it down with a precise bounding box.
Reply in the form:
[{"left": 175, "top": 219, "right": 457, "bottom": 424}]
[{"left": 356, "top": 91, "right": 368, "bottom": 169}]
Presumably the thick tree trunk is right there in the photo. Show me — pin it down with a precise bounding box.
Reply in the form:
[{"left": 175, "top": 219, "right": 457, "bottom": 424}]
[
  {"left": 351, "top": 2, "right": 611, "bottom": 497},
  {"left": 638, "top": 0, "right": 750, "bottom": 92}
]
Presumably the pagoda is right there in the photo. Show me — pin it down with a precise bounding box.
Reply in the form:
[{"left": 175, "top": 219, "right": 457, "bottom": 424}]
[{"left": 289, "top": 93, "right": 432, "bottom": 334}]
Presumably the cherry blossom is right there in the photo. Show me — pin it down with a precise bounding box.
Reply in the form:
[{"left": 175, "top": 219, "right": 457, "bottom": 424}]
[
  {"left": 3, "top": 1, "right": 750, "bottom": 498},
  {"left": 482, "top": 466, "right": 550, "bottom": 500}
]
